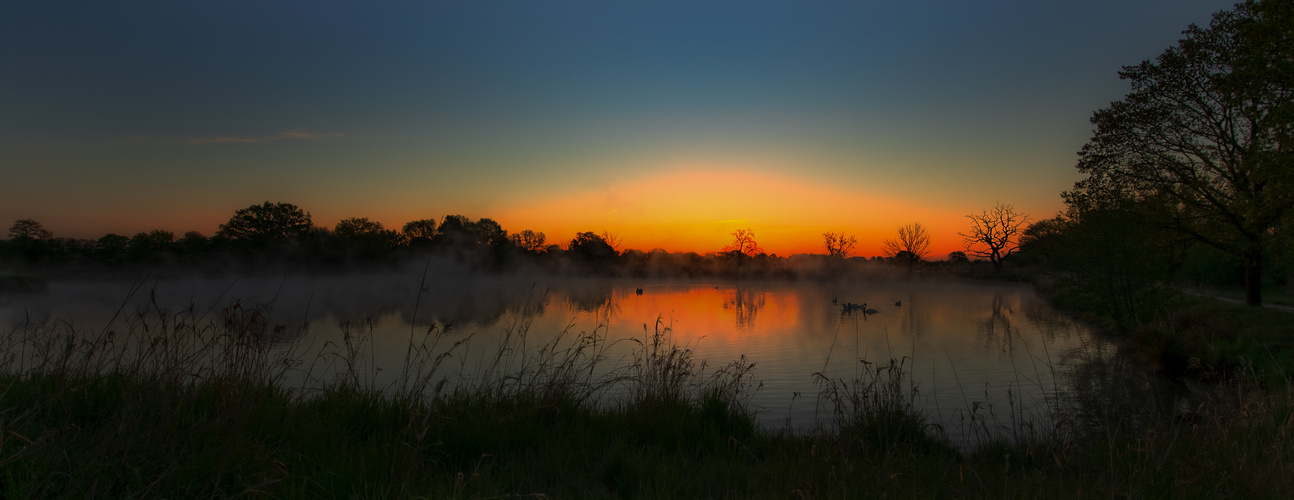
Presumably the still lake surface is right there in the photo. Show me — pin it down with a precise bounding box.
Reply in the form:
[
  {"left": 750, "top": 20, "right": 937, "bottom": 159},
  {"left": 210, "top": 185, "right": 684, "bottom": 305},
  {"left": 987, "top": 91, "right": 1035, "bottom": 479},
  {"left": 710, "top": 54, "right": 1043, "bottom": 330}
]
[{"left": 1, "top": 269, "right": 1108, "bottom": 443}]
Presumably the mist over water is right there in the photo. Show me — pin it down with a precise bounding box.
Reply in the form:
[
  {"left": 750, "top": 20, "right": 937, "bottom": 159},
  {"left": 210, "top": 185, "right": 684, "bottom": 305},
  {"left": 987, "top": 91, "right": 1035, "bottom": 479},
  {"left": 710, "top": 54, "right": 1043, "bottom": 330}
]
[{"left": 0, "top": 268, "right": 1107, "bottom": 443}]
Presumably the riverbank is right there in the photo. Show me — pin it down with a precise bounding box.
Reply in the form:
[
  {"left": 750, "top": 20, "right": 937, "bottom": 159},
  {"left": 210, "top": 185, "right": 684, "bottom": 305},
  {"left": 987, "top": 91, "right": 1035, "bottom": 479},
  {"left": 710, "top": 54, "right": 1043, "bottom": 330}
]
[{"left": 2, "top": 290, "right": 1292, "bottom": 498}]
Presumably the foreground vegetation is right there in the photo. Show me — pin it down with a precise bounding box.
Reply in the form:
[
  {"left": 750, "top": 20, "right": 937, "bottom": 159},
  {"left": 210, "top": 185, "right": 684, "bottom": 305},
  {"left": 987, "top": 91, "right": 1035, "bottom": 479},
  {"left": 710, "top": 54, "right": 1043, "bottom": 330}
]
[
  {"left": 2, "top": 1, "right": 1291, "bottom": 495},
  {"left": 1, "top": 286, "right": 1291, "bottom": 499}
]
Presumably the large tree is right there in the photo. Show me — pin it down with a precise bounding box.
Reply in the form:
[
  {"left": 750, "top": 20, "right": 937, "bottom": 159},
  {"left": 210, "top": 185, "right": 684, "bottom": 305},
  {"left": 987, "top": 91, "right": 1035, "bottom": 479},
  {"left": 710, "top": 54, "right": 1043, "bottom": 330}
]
[
  {"left": 401, "top": 219, "right": 437, "bottom": 241},
  {"left": 569, "top": 231, "right": 618, "bottom": 264},
  {"left": 334, "top": 217, "right": 402, "bottom": 258},
  {"left": 1069, "top": 0, "right": 1293, "bottom": 305},
  {"left": 8, "top": 219, "right": 52, "bottom": 240},
  {"left": 216, "top": 202, "right": 313, "bottom": 247}
]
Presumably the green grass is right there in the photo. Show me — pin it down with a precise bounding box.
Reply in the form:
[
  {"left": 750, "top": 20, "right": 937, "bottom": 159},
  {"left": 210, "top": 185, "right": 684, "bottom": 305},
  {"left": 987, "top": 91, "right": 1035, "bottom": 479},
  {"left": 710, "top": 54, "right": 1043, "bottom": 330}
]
[{"left": 2, "top": 293, "right": 1293, "bottom": 498}]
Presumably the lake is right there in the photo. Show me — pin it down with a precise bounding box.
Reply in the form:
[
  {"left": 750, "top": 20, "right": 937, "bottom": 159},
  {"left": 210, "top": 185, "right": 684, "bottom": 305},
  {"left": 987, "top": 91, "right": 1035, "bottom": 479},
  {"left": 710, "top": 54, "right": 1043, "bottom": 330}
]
[{"left": 1, "top": 268, "right": 1108, "bottom": 445}]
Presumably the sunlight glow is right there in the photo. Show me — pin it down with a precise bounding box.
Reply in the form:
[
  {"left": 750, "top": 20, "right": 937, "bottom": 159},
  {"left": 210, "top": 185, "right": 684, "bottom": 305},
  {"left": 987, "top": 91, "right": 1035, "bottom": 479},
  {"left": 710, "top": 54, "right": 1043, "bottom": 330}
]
[{"left": 496, "top": 160, "right": 969, "bottom": 256}]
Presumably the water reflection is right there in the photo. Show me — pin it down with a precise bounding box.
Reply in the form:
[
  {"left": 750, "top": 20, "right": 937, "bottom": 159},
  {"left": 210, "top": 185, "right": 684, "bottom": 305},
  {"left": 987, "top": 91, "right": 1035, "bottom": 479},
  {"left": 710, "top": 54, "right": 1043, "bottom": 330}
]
[
  {"left": 722, "top": 288, "right": 766, "bottom": 331},
  {"left": 981, "top": 292, "right": 1016, "bottom": 355},
  {"left": 2, "top": 273, "right": 1125, "bottom": 445}
]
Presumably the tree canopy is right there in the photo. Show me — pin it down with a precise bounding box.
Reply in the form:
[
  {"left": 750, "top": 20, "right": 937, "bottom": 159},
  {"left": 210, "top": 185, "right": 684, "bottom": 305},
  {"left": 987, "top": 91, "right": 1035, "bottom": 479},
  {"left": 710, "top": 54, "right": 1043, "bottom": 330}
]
[
  {"left": 1067, "top": 0, "right": 1293, "bottom": 305},
  {"left": 568, "top": 231, "right": 618, "bottom": 264},
  {"left": 8, "top": 219, "right": 52, "bottom": 240},
  {"left": 216, "top": 202, "right": 314, "bottom": 247}
]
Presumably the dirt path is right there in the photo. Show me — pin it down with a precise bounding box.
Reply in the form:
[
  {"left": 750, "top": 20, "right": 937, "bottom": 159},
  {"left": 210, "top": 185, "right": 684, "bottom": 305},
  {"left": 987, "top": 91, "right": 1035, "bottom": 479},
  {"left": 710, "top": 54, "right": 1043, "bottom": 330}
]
[{"left": 1187, "top": 292, "right": 1294, "bottom": 314}]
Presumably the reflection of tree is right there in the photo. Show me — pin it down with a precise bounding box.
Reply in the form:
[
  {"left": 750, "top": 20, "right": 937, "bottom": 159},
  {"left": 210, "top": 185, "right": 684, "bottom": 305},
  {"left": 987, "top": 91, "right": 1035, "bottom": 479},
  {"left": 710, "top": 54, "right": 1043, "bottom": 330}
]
[
  {"left": 722, "top": 288, "right": 766, "bottom": 331},
  {"left": 897, "top": 297, "right": 926, "bottom": 339},
  {"left": 981, "top": 293, "right": 1015, "bottom": 354},
  {"left": 564, "top": 284, "right": 616, "bottom": 314},
  {"left": 1021, "top": 296, "right": 1071, "bottom": 343},
  {"left": 1060, "top": 342, "right": 1186, "bottom": 440}
]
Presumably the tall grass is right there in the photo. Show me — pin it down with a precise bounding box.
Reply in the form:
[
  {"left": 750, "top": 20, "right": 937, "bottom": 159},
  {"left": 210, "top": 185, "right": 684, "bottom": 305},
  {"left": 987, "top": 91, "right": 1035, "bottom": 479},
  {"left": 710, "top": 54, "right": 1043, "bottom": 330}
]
[{"left": 2, "top": 287, "right": 1292, "bottom": 498}]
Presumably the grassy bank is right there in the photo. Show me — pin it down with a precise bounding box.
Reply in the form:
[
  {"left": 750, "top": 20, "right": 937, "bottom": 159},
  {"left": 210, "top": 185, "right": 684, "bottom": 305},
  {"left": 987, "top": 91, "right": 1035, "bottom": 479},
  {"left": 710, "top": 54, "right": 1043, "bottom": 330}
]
[{"left": 2, "top": 294, "right": 1293, "bottom": 498}]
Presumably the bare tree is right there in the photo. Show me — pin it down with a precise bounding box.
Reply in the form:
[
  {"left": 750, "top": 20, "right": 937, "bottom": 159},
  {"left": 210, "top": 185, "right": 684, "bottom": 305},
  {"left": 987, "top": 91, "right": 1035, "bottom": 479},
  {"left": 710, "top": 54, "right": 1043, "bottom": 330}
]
[
  {"left": 960, "top": 203, "right": 1029, "bottom": 273},
  {"left": 721, "top": 228, "right": 762, "bottom": 268},
  {"left": 882, "top": 223, "right": 931, "bottom": 272},
  {"left": 822, "top": 232, "right": 857, "bottom": 259},
  {"left": 724, "top": 228, "right": 761, "bottom": 257}
]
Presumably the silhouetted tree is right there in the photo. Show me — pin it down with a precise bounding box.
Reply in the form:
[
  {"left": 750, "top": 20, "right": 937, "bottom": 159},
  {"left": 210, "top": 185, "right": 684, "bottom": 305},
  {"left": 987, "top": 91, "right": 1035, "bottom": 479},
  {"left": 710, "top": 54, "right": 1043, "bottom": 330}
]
[
  {"left": 334, "top": 217, "right": 402, "bottom": 259},
  {"left": 216, "top": 202, "right": 313, "bottom": 248},
  {"left": 960, "top": 203, "right": 1029, "bottom": 273},
  {"left": 883, "top": 223, "right": 930, "bottom": 272},
  {"left": 93, "top": 234, "right": 129, "bottom": 264},
  {"left": 174, "top": 231, "right": 210, "bottom": 259},
  {"left": 947, "top": 251, "right": 970, "bottom": 264},
  {"left": 472, "top": 218, "right": 509, "bottom": 248},
  {"left": 510, "top": 229, "right": 547, "bottom": 253},
  {"left": 569, "top": 231, "right": 618, "bottom": 267},
  {"left": 432, "top": 215, "right": 476, "bottom": 248},
  {"left": 8, "top": 219, "right": 52, "bottom": 241},
  {"left": 1068, "top": 0, "right": 1294, "bottom": 305},
  {"left": 126, "top": 230, "right": 175, "bottom": 263},
  {"left": 823, "top": 232, "right": 857, "bottom": 259},
  {"left": 725, "top": 228, "right": 760, "bottom": 256},
  {"left": 4, "top": 219, "right": 54, "bottom": 261},
  {"left": 402, "top": 219, "right": 437, "bottom": 248},
  {"left": 600, "top": 231, "right": 622, "bottom": 252},
  {"left": 1018, "top": 217, "right": 1068, "bottom": 264},
  {"left": 721, "top": 228, "right": 762, "bottom": 268},
  {"left": 1028, "top": 205, "right": 1176, "bottom": 328}
]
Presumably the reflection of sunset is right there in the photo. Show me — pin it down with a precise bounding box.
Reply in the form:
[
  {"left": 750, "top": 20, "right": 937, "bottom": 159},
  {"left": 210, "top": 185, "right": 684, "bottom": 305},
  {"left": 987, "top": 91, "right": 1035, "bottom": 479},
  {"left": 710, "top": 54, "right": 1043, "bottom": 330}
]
[
  {"left": 606, "top": 285, "right": 803, "bottom": 343},
  {"left": 495, "top": 164, "right": 970, "bottom": 257}
]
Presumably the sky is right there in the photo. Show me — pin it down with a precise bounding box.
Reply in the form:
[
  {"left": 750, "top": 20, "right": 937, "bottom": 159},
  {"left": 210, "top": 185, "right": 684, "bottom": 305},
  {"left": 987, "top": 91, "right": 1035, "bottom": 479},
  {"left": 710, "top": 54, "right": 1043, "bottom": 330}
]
[{"left": 0, "top": 0, "right": 1240, "bottom": 257}]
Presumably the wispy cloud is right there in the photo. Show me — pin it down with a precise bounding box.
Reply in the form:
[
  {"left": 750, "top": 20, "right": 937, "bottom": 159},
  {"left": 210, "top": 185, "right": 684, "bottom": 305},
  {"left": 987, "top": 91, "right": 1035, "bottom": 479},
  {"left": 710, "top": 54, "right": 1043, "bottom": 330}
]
[{"left": 183, "top": 130, "right": 343, "bottom": 144}]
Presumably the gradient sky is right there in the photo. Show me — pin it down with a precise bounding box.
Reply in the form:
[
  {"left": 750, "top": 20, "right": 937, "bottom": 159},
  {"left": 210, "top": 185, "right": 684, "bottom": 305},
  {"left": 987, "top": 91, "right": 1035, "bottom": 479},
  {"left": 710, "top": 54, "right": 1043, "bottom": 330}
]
[{"left": 1, "top": 1, "right": 1238, "bottom": 257}]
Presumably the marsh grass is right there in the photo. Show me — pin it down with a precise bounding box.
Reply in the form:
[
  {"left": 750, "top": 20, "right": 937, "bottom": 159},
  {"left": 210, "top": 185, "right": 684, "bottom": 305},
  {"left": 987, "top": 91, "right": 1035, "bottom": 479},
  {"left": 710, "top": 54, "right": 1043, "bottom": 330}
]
[{"left": 2, "top": 285, "right": 1293, "bottom": 498}]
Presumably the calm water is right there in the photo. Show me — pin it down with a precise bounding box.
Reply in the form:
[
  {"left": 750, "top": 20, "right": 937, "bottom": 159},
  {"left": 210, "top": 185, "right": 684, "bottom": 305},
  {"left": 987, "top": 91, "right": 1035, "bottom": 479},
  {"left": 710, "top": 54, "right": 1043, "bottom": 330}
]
[{"left": 1, "top": 270, "right": 1107, "bottom": 442}]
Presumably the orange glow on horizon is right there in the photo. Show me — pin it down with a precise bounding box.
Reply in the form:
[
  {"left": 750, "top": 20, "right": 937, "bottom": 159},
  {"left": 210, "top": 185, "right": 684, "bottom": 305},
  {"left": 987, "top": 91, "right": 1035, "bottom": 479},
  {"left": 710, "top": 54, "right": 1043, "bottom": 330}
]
[
  {"left": 494, "top": 164, "right": 971, "bottom": 257},
  {"left": 613, "top": 286, "right": 804, "bottom": 342}
]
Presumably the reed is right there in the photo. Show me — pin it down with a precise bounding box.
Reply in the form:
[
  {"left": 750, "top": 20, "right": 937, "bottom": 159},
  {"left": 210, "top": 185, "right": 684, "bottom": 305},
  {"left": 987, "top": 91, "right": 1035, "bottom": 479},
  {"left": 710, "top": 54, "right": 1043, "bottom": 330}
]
[{"left": 2, "top": 287, "right": 1291, "bottom": 498}]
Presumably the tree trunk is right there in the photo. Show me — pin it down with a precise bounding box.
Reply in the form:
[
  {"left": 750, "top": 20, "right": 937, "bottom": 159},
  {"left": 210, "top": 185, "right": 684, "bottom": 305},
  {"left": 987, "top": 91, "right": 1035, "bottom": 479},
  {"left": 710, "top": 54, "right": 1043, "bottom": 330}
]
[{"left": 1244, "top": 251, "right": 1263, "bottom": 306}]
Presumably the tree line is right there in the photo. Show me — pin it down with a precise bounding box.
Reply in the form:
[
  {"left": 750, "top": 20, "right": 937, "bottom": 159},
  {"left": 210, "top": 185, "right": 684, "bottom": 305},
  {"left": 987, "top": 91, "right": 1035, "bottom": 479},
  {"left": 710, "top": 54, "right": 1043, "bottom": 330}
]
[{"left": 2, "top": 198, "right": 1028, "bottom": 278}]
